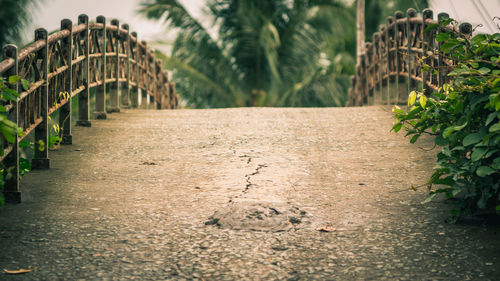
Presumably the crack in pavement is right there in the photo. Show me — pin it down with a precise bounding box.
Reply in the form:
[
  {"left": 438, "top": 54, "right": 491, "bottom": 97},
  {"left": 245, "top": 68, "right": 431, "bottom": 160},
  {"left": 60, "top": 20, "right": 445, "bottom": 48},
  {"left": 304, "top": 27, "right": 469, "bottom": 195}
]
[
  {"left": 243, "top": 164, "right": 268, "bottom": 193},
  {"left": 228, "top": 161, "right": 268, "bottom": 203}
]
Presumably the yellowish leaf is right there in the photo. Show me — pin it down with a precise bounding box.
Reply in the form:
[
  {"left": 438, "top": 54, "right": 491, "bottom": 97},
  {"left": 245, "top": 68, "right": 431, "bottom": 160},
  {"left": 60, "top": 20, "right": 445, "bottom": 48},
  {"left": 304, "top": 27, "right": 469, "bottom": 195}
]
[{"left": 3, "top": 268, "right": 35, "bottom": 274}]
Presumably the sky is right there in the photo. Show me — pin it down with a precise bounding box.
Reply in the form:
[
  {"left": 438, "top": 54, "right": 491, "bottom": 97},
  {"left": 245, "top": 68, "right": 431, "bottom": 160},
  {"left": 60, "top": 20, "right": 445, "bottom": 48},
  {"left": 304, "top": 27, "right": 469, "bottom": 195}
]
[
  {"left": 23, "top": 0, "right": 500, "bottom": 48},
  {"left": 24, "top": 0, "right": 207, "bottom": 44},
  {"left": 429, "top": 0, "right": 500, "bottom": 34}
]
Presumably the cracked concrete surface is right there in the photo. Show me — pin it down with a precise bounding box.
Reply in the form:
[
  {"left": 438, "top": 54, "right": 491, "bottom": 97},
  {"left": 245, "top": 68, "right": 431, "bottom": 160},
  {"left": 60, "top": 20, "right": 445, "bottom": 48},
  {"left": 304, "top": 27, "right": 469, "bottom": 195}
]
[{"left": 0, "top": 107, "right": 499, "bottom": 280}]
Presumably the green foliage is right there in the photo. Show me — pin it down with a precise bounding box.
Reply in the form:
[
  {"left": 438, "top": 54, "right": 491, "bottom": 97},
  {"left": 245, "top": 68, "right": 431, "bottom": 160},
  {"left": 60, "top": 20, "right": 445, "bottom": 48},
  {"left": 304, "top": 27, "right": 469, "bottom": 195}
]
[
  {"left": 140, "top": 0, "right": 355, "bottom": 107},
  {"left": 392, "top": 21, "right": 500, "bottom": 220},
  {"left": 0, "top": 0, "right": 39, "bottom": 48},
  {"left": 0, "top": 75, "right": 27, "bottom": 205}
]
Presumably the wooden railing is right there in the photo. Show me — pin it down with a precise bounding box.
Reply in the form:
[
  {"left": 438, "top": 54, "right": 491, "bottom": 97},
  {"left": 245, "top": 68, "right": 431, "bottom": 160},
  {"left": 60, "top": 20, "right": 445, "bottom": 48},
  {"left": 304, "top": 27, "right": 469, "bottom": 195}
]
[
  {"left": 0, "top": 14, "right": 179, "bottom": 203},
  {"left": 347, "top": 8, "right": 473, "bottom": 107}
]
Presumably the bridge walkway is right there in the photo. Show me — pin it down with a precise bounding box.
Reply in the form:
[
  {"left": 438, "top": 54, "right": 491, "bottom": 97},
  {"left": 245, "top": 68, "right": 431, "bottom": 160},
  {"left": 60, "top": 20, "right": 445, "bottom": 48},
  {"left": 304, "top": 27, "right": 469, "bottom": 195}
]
[{"left": 0, "top": 107, "right": 498, "bottom": 280}]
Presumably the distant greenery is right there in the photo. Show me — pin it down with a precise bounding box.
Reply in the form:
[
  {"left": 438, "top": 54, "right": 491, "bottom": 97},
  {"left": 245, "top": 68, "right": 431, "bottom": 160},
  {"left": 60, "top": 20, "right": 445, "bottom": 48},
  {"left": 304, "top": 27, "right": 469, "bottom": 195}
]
[
  {"left": 140, "top": 0, "right": 355, "bottom": 107},
  {"left": 365, "top": 0, "right": 428, "bottom": 41},
  {"left": 140, "top": 0, "right": 428, "bottom": 108},
  {"left": 393, "top": 19, "right": 500, "bottom": 220},
  {"left": 0, "top": 0, "right": 38, "bottom": 48}
]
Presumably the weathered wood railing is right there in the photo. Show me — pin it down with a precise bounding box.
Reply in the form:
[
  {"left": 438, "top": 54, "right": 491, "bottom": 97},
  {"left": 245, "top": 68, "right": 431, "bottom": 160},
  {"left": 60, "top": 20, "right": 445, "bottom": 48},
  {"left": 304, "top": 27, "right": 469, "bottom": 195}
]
[
  {"left": 0, "top": 14, "right": 179, "bottom": 203},
  {"left": 347, "top": 8, "right": 473, "bottom": 106}
]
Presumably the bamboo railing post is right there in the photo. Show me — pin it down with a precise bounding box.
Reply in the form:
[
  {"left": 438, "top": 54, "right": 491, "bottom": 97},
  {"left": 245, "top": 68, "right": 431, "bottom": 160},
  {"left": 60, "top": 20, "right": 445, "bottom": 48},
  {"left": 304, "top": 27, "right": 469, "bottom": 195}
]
[
  {"left": 366, "top": 42, "right": 373, "bottom": 105},
  {"left": 140, "top": 41, "right": 149, "bottom": 109},
  {"left": 437, "top": 12, "right": 449, "bottom": 88},
  {"left": 130, "top": 32, "right": 139, "bottom": 108},
  {"left": 406, "top": 8, "right": 417, "bottom": 95},
  {"left": 373, "top": 32, "right": 381, "bottom": 104},
  {"left": 379, "top": 24, "right": 387, "bottom": 104},
  {"left": 109, "top": 19, "right": 120, "bottom": 113},
  {"left": 60, "top": 19, "right": 73, "bottom": 143},
  {"left": 385, "top": 18, "right": 392, "bottom": 104},
  {"left": 94, "top": 16, "right": 107, "bottom": 120},
  {"left": 148, "top": 50, "right": 156, "bottom": 109},
  {"left": 459, "top": 23, "right": 473, "bottom": 41},
  {"left": 32, "top": 28, "right": 50, "bottom": 169},
  {"left": 76, "top": 14, "right": 91, "bottom": 127},
  {"left": 363, "top": 44, "right": 369, "bottom": 105},
  {"left": 122, "top": 24, "right": 130, "bottom": 108},
  {"left": 156, "top": 60, "right": 162, "bottom": 109},
  {"left": 422, "top": 9, "right": 433, "bottom": 95},
  {"left": 394, "top": 11, "right": 403, "bottom": 104},
  {"left": 3, "top": 44, "right": 21, "bottom": 203}
]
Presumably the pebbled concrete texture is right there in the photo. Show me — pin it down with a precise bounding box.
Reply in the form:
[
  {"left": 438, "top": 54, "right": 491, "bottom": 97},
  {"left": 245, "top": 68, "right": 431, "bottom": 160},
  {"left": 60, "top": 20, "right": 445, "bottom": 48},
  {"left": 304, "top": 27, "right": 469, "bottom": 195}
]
[{"left": 0, "top": 107, "right": 499, "bottom": 280}]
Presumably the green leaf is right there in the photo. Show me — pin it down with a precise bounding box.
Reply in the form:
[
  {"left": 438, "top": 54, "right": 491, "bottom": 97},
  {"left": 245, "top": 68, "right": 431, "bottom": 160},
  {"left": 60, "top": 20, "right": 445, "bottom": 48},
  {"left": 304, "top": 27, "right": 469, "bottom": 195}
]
[
  {"left": 21, "top": 79, "right": 30, "bottom": 91},
  {"left": 8, "top": 75, "right": 19, "bottom": 85},
  {"left": 0, "top": 124, "right": 16, "bottom": 143},
  {"left": 496, "top": 205, "right": 500, "bottom": 212},
  {"left": 486, "top": 112, "right": 497, "bottom": 126},
  {"left": 443, "top": 126, "right": 455, "bottom": 138},
  {"left": 435, "top": 134, "right": 448, "bottom": 146},
  {"left": 436, "top": 33, "right": 450, "bottom": 42},
  {"left": 408, "top": 91, "right": 417, "bottom": 106},
  {"left": 463, "top": 132, "right": 486, "bottom": 146},
  {"left": 471, "top": 147, "right": 488, "bottom": 161},
  {"left": 424, "top": 23, "right": 439, "bottom": 33},
  {"left": 492, "top": 158, "right": 500, "bottom": 169},
  {"left": 419, "top": 95, "right": 427, "bottom": 109},
  {"left": 476, "top": 166, "right": 495, "bottom": 177},
  {"left": 392, "top": 123, "right": 403, "bottom": 133},
  {"left": 410, "top": 134, "right": 420, "bottom": 144},
  {"left": 478, "top": 67, "right": 491, "bottom": 75},
  {"left": 490, "top": 123, "right": 500, "bottom": 133}
]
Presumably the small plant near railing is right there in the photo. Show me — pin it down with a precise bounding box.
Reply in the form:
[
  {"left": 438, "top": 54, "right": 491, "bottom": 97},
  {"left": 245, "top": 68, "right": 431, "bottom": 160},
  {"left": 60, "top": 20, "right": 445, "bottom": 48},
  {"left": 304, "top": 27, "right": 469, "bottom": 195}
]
[
  {"left": 0, "top": 75, "right": 27, "bottom": 205},
  {"left": 392, "top": 18, "right": 500, "bottom": 221}
]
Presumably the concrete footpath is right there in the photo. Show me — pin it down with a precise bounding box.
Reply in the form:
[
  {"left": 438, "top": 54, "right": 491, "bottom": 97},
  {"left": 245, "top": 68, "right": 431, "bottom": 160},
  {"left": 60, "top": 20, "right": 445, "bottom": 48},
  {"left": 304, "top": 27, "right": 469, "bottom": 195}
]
[{"left": 0, "top": 107, "right": 499, "bottom": 280}]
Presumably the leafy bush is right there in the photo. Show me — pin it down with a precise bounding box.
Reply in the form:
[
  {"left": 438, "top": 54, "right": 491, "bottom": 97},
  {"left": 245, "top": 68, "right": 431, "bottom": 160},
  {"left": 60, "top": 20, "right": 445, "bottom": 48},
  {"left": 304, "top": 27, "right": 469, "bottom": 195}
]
[
  {"left": 0, "top": 75, "right": 26, "bottom": 205},
  {"left": 392, "top": 20, "right": 500, "bottom": 220}
]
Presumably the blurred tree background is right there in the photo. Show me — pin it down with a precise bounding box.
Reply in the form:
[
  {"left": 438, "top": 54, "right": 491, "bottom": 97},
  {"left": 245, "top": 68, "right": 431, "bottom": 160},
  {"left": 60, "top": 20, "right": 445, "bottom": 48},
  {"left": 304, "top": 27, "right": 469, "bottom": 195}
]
[
  {"left": 140, "top": 0, "right": 428, "bottom": 108},
  {"left": 0, "top": 0, "right": 38, "bottom": 48}
]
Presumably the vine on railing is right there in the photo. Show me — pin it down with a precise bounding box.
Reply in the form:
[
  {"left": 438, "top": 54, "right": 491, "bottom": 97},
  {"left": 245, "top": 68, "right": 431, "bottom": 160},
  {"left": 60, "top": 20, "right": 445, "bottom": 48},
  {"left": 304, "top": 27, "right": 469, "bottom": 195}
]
[
  {"left": 347, "top": 8, "right": 473, "bottom": 107},
  {"left": 0, "top": 14, "right": 179, "bottom": 203}
]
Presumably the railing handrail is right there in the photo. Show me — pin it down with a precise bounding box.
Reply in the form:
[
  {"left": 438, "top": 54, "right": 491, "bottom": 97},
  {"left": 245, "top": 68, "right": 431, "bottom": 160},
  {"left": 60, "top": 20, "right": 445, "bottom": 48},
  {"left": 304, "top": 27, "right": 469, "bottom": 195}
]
[
  {"left": 1, "top": 14, "right": 179, "bottom": 203},
  {"left": 347, "top": 8, "right": 474, "bottom": 107}
]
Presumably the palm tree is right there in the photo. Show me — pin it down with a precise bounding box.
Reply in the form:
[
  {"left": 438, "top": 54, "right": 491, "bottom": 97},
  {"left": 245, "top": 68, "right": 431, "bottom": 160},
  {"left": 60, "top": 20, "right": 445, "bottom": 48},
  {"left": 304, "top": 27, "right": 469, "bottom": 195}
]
[
  {"left": 0, "top": 0, "right": 39, "bottom": 48},
  {"left": 140, "top": 0, "right": 355, "bottom": 108}
]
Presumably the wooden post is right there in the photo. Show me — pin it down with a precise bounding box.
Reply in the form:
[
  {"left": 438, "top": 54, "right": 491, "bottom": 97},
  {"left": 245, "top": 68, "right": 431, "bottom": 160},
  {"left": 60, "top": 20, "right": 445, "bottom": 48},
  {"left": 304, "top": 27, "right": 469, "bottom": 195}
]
[
  {"left": 366, "top": 42, "right": 373, "bottom": 105},
  {"left": 130, "top": 31, "right": 139, "bottom": 108},
  {"left": 406, "top": 8, "right": 417, "bottom": 96},
  {"left": 374, "top": 32, "right": 381, "bottom": 104},
  {"left": 94, "top": 16, "right": 107, "bottom": 119},
  {"left": 108, "top": 19, "right": 120, "bottom": 113},
  {"left": 32, "top": 28, "right": 50, "bottom": 169},
  {"left": 60, "top": 19, "right": 73, "bottom": 144},
  {"left": 148, "top": 50, "right": 156, "bottom": 109},
  {"left": 140, "top": 41, "right": 149, "bottom": 109},
  {"left": 121, "top": 24, "right": 130, "bottom": 108},
  {"left": 76, "top": 14, "right": 91, "bottom": 127},
  {"left": 422, "top": 9, "right": 433, "bottom": 95},
  {"left": 363, "top": 43, "right": 369, "bottom": 105},
  {"left": 394, "top": 11, "right": 403, "bottom": 104},
  {"left": 356, "top": 0, "right": 365, "bottom": 65},
  {"left": 3, "top": 44, "right": 21, "bottom": 203},
  {"left": 385, "top": 18, "right": 392, "bottom": 104}
]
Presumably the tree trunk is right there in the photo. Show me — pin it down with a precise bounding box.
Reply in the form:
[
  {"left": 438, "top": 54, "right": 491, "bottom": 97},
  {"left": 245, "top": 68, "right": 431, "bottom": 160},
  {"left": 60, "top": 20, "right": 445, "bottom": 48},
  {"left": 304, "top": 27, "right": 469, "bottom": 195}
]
[{"left": 356, "top": 0, "right": 365, "bottom": 65}]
